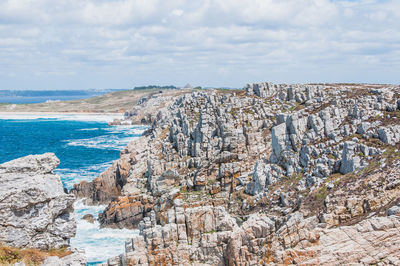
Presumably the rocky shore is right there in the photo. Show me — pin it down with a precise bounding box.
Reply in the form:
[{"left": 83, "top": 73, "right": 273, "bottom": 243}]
[
  {"left": 0, "top": 153, "right": 86, "bottom": 265},
  {"left": 70, "top": 82, "right": 400, "bottom": 265}
]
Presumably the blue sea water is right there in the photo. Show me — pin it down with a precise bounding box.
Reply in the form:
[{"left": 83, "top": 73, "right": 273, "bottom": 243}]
[
  {"left": 0, "top": 89, "right": 125, "bottom": 104},
  {"left": 0, "top": 95, "right": 94, "bottom": 104},
  {"left": 0, "top": 116, "right": 145, "bottom": 263}
]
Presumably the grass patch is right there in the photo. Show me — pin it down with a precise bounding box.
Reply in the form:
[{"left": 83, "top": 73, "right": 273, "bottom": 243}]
[
  {"left": 288, "top": 102, "right": 305, "bottom": 112},
  {"left": 0, "top": 245, "right": 71, "bottom": 265},
  {"left": 203, "top": 229, "right": 217, "bottom": 234},
  {"left": 314, "top": 185, "right": 329, "bottom": 201}
]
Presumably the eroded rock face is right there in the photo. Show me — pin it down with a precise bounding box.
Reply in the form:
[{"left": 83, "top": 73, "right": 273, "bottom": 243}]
[
  {"left": 99, "top": 194, "right": 154, "bottom": 229},
  {"left": 0, "top": 153, "right": 76, "bottom": 249},
  {"left": 280, "top": 215, "right": 400, "bottom": 265},
  {"left": 108, "top": 206, "right": 400, "bottom": 265},
  {"left": 71, "top": 161, "right": 123, "bottom": 205},
  {"left": 72, "top": 82, "right": 400, "bottom": 265}
]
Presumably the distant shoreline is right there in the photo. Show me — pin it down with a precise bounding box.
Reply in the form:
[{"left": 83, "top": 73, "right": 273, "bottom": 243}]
[
  {"left": 0, "top": 112, "right": 124, "bottom": 123},
  {"left": 0, "top": 111, "right": 122, "bottom": 115}
]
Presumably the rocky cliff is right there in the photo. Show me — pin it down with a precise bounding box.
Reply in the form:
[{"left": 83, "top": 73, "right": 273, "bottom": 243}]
[
  {"left": 73, "top": 83, "right": 400, "bottom": 265},
  {"left": 0, "top": 153, "right": 77, "bottom": 250},
  {"left": 0, "top": 153, "right": 87, "bottom": 265}
]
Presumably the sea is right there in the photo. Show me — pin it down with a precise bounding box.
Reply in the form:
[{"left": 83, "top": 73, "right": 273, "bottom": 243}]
[
  {"left": 0, "top": 89, "right": 122, "bottom": 104},
  {"left": 0, "top": 114, "right": 146, "bottom": 264}
]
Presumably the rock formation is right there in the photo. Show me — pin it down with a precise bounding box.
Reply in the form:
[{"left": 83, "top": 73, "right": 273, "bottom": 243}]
[
  {"left": 41, "top": 249, "right": 87, "bottom": 266},
  {"left": 0, "top": 153, "right": 76, "bottom": 250},
  {"left": 72, "top": 82, "right": 400, "bottom": 265}
]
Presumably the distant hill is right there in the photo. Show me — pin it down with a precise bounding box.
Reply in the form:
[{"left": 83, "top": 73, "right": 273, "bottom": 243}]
[
  {"left": 0, "top": 89, "right": 122, "bottom": 97},
  {"left": 133, "top": 85, "right": 177, "bottom": 90},
  {"left": 0, "top": 88, "right": 192, "bottom": 113},
  {"left": 0, "top": 89, "right": 125, "bottom": 104}
]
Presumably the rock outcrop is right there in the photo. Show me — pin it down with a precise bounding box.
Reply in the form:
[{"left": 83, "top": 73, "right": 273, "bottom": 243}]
[
  {"left": 72, "top": 82, "right": 400, "bottom": 265},
  {"left": 41, "top": 249, "right": 87, "bottom": 266},
  {"left": 106, "top": 207, "right": 400, "bottom": 265},
  {"left": 0, "top": 153, "right": 76, "bottom": 250}
]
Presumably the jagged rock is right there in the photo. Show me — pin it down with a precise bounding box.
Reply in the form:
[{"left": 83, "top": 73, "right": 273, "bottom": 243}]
[
  {"left": 70, "top": 82, "right": 400, "bottom": 264},
  {"left": 271, "top": 122, "right": 288, "bottom": 160},
  {"left": 99, "top": 195, "right": 153, "bottom": 229},
  {"left": 245, "top": 159, "right": 278, "bottom": 195},
  {"left": 378, "top": 125, "right": 400, "bottom": 145},
  {"left": 82, "top": 214, "right": 95, "bottom": 224},
  {"left": 0, "top": 153, "right": 76, "bottom": 249},
  {"left": 280, "top": 216, "right": 400, "bottom": 265},
  {"left": 113, "top": 204, "right": 400, "bottom": 265},
  {"left": 357, "top": 121, "right": 372, "bottom": 134},
  {"left": 71, "top": 163, "right": 122, "bottom": 204},
  {"left": 388, "top": 205, "right": 400, "bottom": 216},
  {"left": 115, "top": 205, "right": 239, "bottom": 265},
  {"left": 340, "top": 141, "right": 361, "bottom": 174}
]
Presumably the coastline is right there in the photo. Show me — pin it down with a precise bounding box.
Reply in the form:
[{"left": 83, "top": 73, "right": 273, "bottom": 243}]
[
  {"left": 0, "top": 112, "right": 124, "bottom": 123},
  {"left": 0, "top": 115, "right": 144, "bottom": 263}
]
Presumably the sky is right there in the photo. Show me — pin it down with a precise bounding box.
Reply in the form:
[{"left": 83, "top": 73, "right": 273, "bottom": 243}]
[{"left": 0, "top": 0, "right": 399, "bottom": 90}]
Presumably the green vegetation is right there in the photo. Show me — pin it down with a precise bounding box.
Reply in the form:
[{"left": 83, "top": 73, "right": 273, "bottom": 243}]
[
  {"left": 207, "top": 179, "right": 217, "bottom": 185},
  {"left": 180, "top": 188, "right": 213, "bottom": 203},
  {"left": 314, "top": 185, "right": 329, "bottom": 201}
]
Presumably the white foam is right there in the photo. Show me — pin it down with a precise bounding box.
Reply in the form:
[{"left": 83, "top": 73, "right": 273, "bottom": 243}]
[
  {"left": 0, "top": 113, "right": 123, "bottom": 122},
  {"left": 65, "top": 135, "right": 129, "bottom": 150},
  {"left": 55, "top": 161, "right": 113, "bottom": 189},
  {"left": 71, "top": 200, "right": 139, "bottom": 263},
  {"left": 103, "top": 125, "right": 148, "bottom": 135},
  {"left": 64, "top": 126, "right": 147, "bottom": 151}
]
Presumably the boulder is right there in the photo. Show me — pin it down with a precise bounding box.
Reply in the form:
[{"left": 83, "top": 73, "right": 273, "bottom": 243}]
[
  {"left": 41, "top": 249, "right": 86, "bottom": 266},
  {"left": 356, "top": 122, "right": 372, "bottom": 134},
  {"left": 388, "top": 205, "right": 400, "bottom": 216},
  {"left": 340, "top": 141, "right": 361, "bottom": 174},
  {"left": 378, "top": 125, "right": 400, "bottom": 145},
  {"left": 82, "top": 214, "right": 95, "bottom": 224},
  {"left": 0, "top": 153, "right": 76, "bottom": 249},
  {"left": 245, "top": 159, "right": 275, "bottom": 195}
]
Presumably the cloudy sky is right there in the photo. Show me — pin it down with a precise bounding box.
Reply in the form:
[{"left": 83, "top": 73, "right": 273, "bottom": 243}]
[{"left": 0, "top": 0, "right": 399, "bottom": 89}]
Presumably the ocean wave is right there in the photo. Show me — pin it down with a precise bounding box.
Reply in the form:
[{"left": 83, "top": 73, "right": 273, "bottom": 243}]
[
  {"left": 64, "top": 135, "right": 132, "bottom": 150},
  {"left": 103, "top": 125, "right": 148, "bottom": 135},
  {"left": 65, "top": 126, "right": 147, "bottom": 151},
  {"left": 72, "top": 200, "right": 139, "bottom": 263},
  {"left": 78, "top": 128, "right": 100, "bottom": 131},
  {"left": 55, "top": 161, "right": 113, "bottom": 189}
]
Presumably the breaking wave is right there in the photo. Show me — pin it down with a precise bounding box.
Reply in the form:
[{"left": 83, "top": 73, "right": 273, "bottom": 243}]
[{"left": 71, "top": 200, "right": 139, "bottom": 263}]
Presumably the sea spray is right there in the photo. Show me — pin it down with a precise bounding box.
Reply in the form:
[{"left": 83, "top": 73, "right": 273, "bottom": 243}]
[{"left": 72, "top": 200, "right": 139, "bottom": 263}]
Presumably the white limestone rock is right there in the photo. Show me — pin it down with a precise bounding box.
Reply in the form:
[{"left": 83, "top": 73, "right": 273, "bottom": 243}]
[
  {"left": 340, "top": 141, "right": 361, "bottom": 174},
  {"left": 0, "top": 153, "right": 76, "bottom": 249}
]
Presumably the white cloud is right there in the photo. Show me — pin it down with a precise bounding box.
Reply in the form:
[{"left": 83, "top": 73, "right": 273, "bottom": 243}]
[
  {"left": 172, "top": 9, "right": 184, "bottom": 17},
  {"left": 0, "top": 0, "right": 398, "bottom": 89}
]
